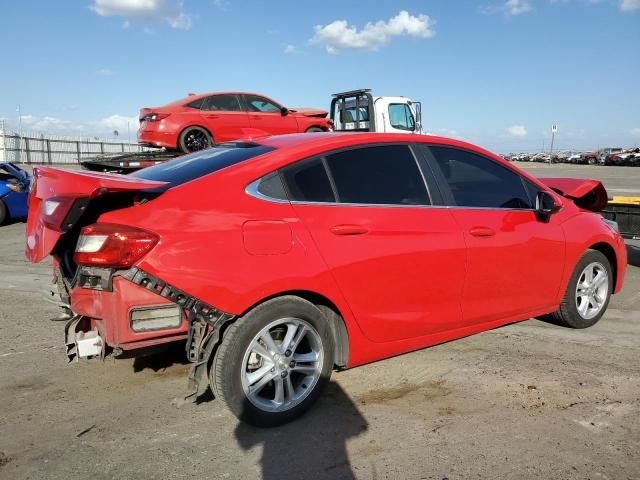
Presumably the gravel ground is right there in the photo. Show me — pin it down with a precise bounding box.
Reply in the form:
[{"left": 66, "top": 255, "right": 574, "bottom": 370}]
[{"left": 0, "top": 163, "right": 638, "bottom": 480}]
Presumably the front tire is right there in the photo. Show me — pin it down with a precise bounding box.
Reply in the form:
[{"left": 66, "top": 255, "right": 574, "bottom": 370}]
[
  {"left": 211, "top": 296, "right": 334, "bottom": 427},
  {"left": 178, "top": 126, "right": 213, "bottom": 153},
  {"left": 305, "top": 126, "right": 325, "bottom": 133},
  {"left": 551, "top": 250, "right": 613, "bottom": 329}
]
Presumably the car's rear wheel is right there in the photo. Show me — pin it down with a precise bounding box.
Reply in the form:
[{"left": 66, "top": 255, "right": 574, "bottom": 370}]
[
  {"left": 551, "top": 250, "right": 613, "bottom": 329},
  {"left": 305, "top": 126, "right": 325, "bottom": 133},
  {"left": 178, "top": 126, "right": 213, "bottom": 153},
  {"left": 211, "top": 296, "right": 334, "bottom": 427},
  {"left": 0, "top": 200, "right": 7, "bottom": 225}
]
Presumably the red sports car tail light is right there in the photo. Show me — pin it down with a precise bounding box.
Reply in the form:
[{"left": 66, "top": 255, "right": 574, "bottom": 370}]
[
  {"left": 74, "top": 223, "right": 159, "bottom": 268},
  {"left": 42, "top": 195, "right": 78, "bottom": 231},
  {"left": 142, "top": 112, "right": 170, "bottom": 122}
]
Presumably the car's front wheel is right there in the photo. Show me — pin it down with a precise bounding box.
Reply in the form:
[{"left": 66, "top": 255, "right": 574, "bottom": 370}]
[
  {"left": 178, "top": 126, "right": 213, "bottom": 153},
  {"left": 0, "top": 200, "right": 6, "bottom": 225},
  {"left": 551, "top": 250, "right": 613, "bottom": 329},
  {"left": 211, "top": 296, "right": 334, "bottom": 427}
]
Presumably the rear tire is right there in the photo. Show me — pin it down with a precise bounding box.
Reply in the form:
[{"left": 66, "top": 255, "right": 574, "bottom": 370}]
[
  {"left": 178, "top": 126, "right": 213, "bottom": 153},
  {"left": 211, "top": 296, "right": 334, "bottom": 427},
  {"left": 0, "top": 200, "right": 7, "bottom": 225},
  {"left": 551, "top": 250, "right": 613, "bottom": 329},
  {"left": 305, "top": 126, "right": 325, "bottom": 133}
]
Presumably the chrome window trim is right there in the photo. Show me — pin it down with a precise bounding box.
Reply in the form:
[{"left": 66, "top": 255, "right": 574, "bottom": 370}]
[{"left": 245, "top": 178, "right": 290, "bottom": 204}]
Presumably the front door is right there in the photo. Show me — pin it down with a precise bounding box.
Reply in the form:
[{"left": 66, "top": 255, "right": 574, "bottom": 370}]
[
  {"left": 424, "top": 145, "right": 565, "bottom": 324},
  {"left": 243, "top": 94, "right": 299, "bottom": 136}
]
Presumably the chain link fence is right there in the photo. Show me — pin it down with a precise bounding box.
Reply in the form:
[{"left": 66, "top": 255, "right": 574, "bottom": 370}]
[{"left": 0, "top": 128, "right": 148, "bottom": 164}]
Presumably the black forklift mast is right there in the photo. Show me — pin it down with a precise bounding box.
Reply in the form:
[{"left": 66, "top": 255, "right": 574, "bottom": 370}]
[{"left": 330, "top": 89, "right": 376, "bottom": 132}]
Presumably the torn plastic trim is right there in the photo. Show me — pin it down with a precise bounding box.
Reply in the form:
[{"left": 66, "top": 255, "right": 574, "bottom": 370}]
[{"left": 121, "top": 267, "right": 235, "bottom": 404}]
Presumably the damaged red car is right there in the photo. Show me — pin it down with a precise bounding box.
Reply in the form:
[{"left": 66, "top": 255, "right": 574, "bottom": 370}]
[
  {"left": 138, "top": 92, "right": 331, "bottom": 152},
  {"left": 26, "top": 133, "right": 627, "bottom": 426}
]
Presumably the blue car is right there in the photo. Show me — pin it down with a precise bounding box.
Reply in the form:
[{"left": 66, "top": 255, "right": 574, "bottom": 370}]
[{"left": 0, "top": 162, "right": 30, "bottom": 225}]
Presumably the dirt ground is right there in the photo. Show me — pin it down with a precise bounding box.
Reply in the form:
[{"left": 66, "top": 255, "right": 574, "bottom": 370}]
[{"left": 0, "top": 163, "right": 638, "bottom": 480}]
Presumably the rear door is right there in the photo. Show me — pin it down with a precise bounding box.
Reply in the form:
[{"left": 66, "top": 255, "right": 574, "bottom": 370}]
[
  {"left": 200, "top": 94, "right": 248, "bottom": 143},
  {"left": 242, "top": 94, "right": 299, "bottom": 135},
  {"left": 283, "top": 144, "right": 466, "bottom": 343},
  {"left": 420, "top": 145, "right": 565, "bottom": 324}
]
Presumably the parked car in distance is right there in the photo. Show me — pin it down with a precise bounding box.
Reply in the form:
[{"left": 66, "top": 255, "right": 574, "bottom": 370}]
[
  {"left": 26, "top": 133, "right": 627, "bottom": 426},
  {"left": 597, "top": 147, "right": 622, "bottom": 165},
  {"left": 0, "top": 162, "right": 30, "bottom": 225},
  {"left": 138, "top": 92, "right": 332, "bottom": 153}
]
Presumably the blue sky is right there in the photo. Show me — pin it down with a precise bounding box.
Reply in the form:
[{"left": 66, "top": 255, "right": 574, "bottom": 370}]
[{"left": 0, "top": 0, "right": 638, "bottom": 152}]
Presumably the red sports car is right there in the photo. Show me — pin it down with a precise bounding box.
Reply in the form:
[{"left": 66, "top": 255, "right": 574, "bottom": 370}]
[
  {"left": 138, "top": 92, "right": 331, "bottom": 152},
  {"left": 26, "top": 133, "right": 626, "bottom": 426}
]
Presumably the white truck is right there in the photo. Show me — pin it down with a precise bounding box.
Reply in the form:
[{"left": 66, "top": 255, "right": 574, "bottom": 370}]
[{"left": 330, "top": 88, "right": 423, "bottom": 134}]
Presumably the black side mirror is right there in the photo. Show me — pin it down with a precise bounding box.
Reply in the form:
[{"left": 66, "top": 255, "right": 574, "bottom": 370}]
[
  {"left": 535, "top": 191, "right": 561, "bottom": 220},
  {"left": 280, "top": 107, "right": 289, "bottom": 116}
]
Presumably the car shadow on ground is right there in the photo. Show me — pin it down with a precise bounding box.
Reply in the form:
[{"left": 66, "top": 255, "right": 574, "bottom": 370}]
[
  {"left": 130, "top": 341, "right": 190, "bottom": 373},
  {"left": 234, "top": 381, "right": 368, "bottom": 480}
]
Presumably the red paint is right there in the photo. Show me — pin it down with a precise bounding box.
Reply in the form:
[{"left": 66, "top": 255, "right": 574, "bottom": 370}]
[
  {"left": 137, "top": 92, "right": 331, "bottom": 149},
  {"left": 27, "top": 133, "right": 627, "bottom": 365}
]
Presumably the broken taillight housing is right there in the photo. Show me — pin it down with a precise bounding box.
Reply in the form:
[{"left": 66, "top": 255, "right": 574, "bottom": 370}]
[
  {"left": 42, "top": 196, "right": 78, "bottom": 231},
  {"left": 74, "top": 223, "right": 159, "bottom": 268}
]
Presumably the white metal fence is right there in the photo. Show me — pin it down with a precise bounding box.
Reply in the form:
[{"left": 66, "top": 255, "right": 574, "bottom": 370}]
[{"left": 0, "top": 129, "right": 147, "bottom": 164}]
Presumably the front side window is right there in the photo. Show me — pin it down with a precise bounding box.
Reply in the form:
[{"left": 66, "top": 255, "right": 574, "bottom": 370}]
[
  {"left": 281, "top": 158, "right": 335, "bottom": 203},
  {"left": 429, "top": 146, "right": 533, "bottom": 209},
  {"left": 245, "top": 95, "right": 282, "bottom": 113},
  {"left": 202, "top": 95, "right": 242, "bottom": 112},
  {"left": 326, "top": 145, "right": 429, "bottom": 205},
  {"left": 388, "top": 104, "right": 415, "bottom": 131}
]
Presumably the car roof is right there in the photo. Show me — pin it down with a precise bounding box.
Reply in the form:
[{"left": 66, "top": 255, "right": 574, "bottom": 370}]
[{"left": 255, "top": 132, "right": 498, "bottom": 159}]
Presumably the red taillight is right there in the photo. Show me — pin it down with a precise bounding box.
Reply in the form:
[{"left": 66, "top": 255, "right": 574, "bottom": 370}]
[
  {"left": 74, "top": 223, "right": 159, "bottom": 268},
  {"left": 142, "top": 112, "right": 170, "bottom": 122},
  {"left": 42, "top": 196, "right": 78, "bottom": 231}
]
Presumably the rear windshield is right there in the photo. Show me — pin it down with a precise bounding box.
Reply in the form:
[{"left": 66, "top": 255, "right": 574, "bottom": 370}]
[{"left": 131, "top": 143, "right": 275, "bottom": 187}]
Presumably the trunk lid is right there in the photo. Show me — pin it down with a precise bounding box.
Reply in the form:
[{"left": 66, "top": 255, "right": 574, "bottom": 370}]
[
  {"left": 539, "top": 177, "right": 608, "bottom": 212},
  {"left": 25, "top": 167, "right": 168, "bottom": 263}
]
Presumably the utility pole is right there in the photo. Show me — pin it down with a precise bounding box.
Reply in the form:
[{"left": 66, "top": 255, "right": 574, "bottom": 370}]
[{"left": 549, "top": 124, "right": 558, "bottom": 165}]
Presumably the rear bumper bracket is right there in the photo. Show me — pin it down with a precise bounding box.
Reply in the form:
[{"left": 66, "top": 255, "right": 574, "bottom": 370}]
[{"left": 122, "top": 267, "right": 235, "bottom": 405}]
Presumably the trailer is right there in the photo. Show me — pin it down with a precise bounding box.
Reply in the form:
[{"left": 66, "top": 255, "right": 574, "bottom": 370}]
[{"left": 602, "top": 196, "right": 640, "bottom": 240}]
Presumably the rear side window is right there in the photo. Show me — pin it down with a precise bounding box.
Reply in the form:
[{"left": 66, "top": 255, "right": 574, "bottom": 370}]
[
  {"left": 131, "top": 144, "right": 274, "bottom": 187},
  {"left": 429, "top": 146, "right": 532, "bottom": 209},
  {"left": 281, "top": 158, "right": 335, "bottom": 203},
  {"left": 326, "top": 145, "right": 429, "bottom": 205},
  {"left": 202, "top": 95, "right": 242, "bottom": 112}
]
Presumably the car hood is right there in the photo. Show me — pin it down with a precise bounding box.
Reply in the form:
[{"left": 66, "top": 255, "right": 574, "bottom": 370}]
[
  {"left": 539, "top": 178, "right": 608, "bottom": 212},
  {"left": 288, "top": 108, "right": 328, "bottom": 118}
]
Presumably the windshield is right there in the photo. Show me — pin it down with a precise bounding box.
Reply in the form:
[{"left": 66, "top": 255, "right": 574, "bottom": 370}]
[{"left": 131, "top": 143, "right": 275, "bottom": 187}]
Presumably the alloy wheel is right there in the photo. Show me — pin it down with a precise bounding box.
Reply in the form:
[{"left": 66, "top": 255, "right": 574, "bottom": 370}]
[
  {"left": 240, "top": 317, "right": 324, "bottom": 413},
  {"left": 575, "top": 261, "right": 609, "bottom": 320}
]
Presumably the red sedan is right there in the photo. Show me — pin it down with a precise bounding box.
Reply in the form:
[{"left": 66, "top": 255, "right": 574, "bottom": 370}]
[
  {"left": 138, "top": 91, "right": 331, "bottom": 152},
  {"left": 26, "top": 133, "right": 627, "bottom": 426}
]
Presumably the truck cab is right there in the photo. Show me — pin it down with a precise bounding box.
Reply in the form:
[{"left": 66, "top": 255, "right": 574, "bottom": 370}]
[{"left": 330, "top": 89, "right": 423, "bottom": 134}]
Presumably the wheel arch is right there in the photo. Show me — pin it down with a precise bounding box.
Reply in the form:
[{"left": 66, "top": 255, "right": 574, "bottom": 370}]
[
  {"left": 178, "top": 124, "right": 214, "bottom": 147},
  {"left": 237, "top": 289, "right": 350, "bottom": 369},
  {"left": 305, "top": 125, "right": 329, "bottom": 132},
  {"left": 588, "top": 241, "right": 619, "bottom": 291}
]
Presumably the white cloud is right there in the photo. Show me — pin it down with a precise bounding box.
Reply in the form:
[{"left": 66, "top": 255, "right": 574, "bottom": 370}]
[
  {"left": 507, "top": 125, "right": 528, "bottom": 137},
  {"left": 95, "top": 68, "right": 115, "bottom": 76},
  {"left": 630, "top": 127, "right": 640, "bottom": 137},
  {"left": 620, "top": 0, "right": 640, "bottom": 10},
  {"left": 310, "top": 10, "right": 435, "bottom": 54},
  {"left": 484, "top": 0, "right": 533, "bottom": 15},
  {"left": 436, "top": 128, "right": 462, "bottom": 139},
  {"left": 90, "top": 0, "right": 192, "bottom": 29},
  {"left": 13, "top": 113, "right": 139, "bottom": 137},
  {"left": 283, "top": 44, "right": 298, "bottom": 55}
]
